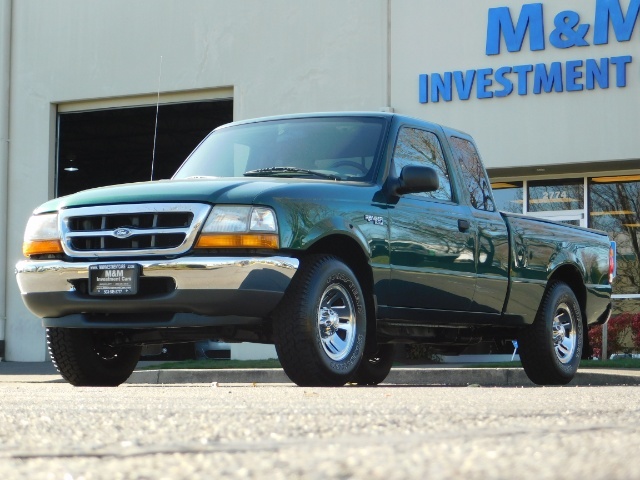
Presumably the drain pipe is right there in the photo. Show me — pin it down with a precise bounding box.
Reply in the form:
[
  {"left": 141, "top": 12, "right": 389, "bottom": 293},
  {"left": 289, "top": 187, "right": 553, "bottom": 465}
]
[{"left": 0, "top": 0, "right": 13, "bottom": 360}]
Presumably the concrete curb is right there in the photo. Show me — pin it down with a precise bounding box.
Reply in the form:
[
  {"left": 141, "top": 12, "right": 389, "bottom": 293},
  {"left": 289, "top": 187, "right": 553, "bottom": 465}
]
[{"left": 126, "top": 367, "right": 640, "bottom": 387}]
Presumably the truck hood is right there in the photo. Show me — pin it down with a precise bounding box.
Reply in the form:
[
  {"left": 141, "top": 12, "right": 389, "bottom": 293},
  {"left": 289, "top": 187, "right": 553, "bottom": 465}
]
[{"left": 33, "top": 177, "right": 377, "bottom": 214}]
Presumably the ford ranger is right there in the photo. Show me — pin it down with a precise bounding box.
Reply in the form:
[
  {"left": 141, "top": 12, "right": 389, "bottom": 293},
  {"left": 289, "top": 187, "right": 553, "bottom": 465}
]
[{"left": 15, "top": 112, "right": 614, "bottom": 387}]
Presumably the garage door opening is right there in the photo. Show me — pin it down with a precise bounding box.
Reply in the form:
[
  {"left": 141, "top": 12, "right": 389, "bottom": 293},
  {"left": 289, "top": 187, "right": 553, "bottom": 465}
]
[{"left": 56, "top": 99, "right": 233, "bottom": 197}]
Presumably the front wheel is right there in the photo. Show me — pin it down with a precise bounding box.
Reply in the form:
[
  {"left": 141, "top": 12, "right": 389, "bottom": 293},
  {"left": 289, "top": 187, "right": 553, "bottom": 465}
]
[
  {"left": 518, "top": 282, "right": 583, "bottom": 385},
  {"left": 47, "top": 328, "right": 142, "bottom": 386},
  {"left": 274, "top": 255, "right": 366, "bottom": 386}
]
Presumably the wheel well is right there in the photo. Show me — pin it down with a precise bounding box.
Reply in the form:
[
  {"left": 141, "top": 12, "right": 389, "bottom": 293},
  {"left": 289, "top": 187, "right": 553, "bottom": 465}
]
[
  {"left": 304, "top": 234, "right": 373, "bottom": 296},
  {"left": 549, "top": 265, "right": 587, "bottom": 318},
  {"left": 303, "top": 235, "right": 378, "bottom": 351}
]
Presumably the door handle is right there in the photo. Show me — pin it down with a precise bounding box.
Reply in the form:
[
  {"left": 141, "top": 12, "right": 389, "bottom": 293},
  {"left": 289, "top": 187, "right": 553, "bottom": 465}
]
[{"left": 458, "top": 219, "right": 471, "bottom": 232}]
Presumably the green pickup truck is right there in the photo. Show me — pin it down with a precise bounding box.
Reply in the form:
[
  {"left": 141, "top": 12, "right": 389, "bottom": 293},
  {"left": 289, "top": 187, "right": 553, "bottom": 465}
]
[{"left": 16, "top": 112, "right": 614, "bottom": 387}]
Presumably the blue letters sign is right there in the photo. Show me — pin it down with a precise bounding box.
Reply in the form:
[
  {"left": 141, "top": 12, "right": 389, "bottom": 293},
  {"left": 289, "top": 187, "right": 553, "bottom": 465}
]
[{"left": 419, "top": 0, "right": 638, "bottom": 104}]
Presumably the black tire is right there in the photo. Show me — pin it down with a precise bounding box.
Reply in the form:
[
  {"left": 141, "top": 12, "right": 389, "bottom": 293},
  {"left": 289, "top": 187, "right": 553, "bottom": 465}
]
[
  {"left": 274, "top": 255, "right": 366, "bottom": 386},
  {"left": 47, "top": 328, "right": 142, "bottom": 386},
  {"left": 349, "top": 344, "right": 395, "bottom": 385},
  {"left": 518, "top": 281, "right": 584, "bottom": 385}
]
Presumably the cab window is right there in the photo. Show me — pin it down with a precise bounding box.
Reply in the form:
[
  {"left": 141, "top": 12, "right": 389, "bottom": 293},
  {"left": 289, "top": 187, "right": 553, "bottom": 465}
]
[{"left": 392, "top": 127, "right": 452, "bottom": 201}]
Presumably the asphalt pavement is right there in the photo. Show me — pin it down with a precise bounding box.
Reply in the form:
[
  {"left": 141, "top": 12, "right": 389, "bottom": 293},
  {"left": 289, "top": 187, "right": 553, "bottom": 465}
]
[
  {"left": 3, "top": 380, "right": 639, "bottom": 479},
  {"left": 1, "top": 360, "right": 639, "bottom": 386}
]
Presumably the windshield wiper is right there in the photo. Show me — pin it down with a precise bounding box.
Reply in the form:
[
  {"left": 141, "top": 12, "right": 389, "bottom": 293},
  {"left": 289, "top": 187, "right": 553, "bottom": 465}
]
[{"left": 244, "top": 167, "right": 340, "bottom": 181}]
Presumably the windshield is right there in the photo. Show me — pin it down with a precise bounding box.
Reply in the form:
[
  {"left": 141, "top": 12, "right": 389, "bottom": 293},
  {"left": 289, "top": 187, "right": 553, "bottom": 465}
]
[{"left": 173, "top": 116, "right": 388, "bottom": 182}]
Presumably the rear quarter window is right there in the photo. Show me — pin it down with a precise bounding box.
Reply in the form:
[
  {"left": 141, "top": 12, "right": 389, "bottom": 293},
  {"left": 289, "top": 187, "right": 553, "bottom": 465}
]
[{"left": 449, "top": 136, "right": 495, "bottom": 211}]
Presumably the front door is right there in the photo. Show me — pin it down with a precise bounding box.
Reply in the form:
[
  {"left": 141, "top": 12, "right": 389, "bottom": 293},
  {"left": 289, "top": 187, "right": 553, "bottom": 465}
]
[{"left": 388, "top": 127, "right": 476, "bottom": 311}]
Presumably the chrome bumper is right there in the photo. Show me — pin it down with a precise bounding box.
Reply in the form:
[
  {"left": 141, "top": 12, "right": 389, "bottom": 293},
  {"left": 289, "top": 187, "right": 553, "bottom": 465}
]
[{"left": 15, "top": 256, "right": 299, "bottom": 323}]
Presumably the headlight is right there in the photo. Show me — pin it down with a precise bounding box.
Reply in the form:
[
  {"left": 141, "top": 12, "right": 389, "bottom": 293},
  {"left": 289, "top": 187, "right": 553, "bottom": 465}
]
[
  {"left": 22, "top": 213, "right": 63, "bottom": 257},
  {"left": 196, "top": 206, "right": 279, "bottom": 249}
]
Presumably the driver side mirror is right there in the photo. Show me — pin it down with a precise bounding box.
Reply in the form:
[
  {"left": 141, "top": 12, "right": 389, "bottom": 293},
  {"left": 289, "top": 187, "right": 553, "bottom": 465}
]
[{"left": 393, "top": 165, "right": 440, "bottom": 195}]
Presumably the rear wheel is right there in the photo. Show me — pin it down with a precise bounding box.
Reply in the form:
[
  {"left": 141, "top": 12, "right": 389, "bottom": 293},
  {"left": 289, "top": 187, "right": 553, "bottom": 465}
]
[
  {"left": 274, "top": 255, "right": 366, "bottom": 386},
  {"left": 349, "top": 344, "right": 395, "bottom": 385},
  {"left": 518, "top": 282, "right": 583, "bottom": 385},
  {"left": 47, "top": 328, "right": 141, "bottom": 386}
]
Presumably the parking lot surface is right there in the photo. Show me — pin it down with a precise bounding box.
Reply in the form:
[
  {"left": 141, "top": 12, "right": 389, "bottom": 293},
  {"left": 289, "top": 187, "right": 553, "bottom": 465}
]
[{"left": 0, "top": 380, "right": 638, "bottom": 479}]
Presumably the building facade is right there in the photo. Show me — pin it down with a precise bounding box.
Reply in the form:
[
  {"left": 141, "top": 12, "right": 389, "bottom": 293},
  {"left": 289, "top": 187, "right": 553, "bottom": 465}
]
[{"left": 1, "top": 0, "right": 638, "bottom": 360}]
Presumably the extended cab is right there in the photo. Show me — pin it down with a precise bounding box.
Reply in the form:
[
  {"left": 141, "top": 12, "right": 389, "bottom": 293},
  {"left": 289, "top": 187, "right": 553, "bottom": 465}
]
[{"left": 16, "top": 113, "right": 614, "bottom": 387}]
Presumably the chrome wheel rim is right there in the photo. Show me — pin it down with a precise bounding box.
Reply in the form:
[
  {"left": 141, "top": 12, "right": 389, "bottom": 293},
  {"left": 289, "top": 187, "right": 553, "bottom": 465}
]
[
  {"left": 317, "top": 283, "right": 356, "bottom": 361},
  {"left": 552, "top": 302, "right": 577, "bottom": 364}
]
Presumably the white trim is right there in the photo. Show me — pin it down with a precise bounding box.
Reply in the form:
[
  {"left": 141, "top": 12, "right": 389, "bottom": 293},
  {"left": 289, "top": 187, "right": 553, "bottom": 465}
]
[
  {"left": 583, "top": 177, "right": 589, "bottom": 227},
  {"left": 56, "top": 87, "right": 234, "bottom": 113},
  {"left": 527, "top": 210, "right": 586, "bottom": 227},
  {"left": 528, "top": 210, "right": 584, "bottom": 219}
]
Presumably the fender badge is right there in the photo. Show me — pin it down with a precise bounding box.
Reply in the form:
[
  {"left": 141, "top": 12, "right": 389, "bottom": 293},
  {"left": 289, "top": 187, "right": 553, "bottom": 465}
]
[{"left": 364, "top": 215, "right": 384, "bottom": 226}]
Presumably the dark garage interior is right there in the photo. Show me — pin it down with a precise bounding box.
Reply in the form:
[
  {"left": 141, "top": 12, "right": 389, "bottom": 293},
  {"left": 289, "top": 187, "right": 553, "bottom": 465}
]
[{"left": 56, "top": 99, "right": 233, "bottom": 197}]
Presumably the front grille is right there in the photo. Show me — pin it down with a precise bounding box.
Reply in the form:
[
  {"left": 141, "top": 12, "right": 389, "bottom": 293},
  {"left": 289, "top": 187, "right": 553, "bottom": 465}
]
[
  {"left": 67, "top": 212, "right": 193, "bottom": 231},
  {"left": 60, "top": 203, "right": 211, "bottom": 258},
  {"left": 69, "top": 233, "right": 187, "bottom": 251}
]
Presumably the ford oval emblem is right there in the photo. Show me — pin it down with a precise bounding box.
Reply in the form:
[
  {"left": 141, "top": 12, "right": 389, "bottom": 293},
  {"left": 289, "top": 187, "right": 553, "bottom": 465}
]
[{"left": 113, "top": 227, "right": 133, "bottom": 239}]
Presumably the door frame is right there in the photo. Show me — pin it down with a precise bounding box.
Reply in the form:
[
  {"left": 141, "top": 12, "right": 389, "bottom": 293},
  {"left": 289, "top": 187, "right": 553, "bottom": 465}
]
[{"left": 527, "top": 210, "right": 587, "bottom": 227}]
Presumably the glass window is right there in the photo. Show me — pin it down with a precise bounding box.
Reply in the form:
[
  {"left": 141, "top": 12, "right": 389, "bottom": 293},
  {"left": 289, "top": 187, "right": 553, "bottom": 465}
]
[
  {"left": 590, "top": 175, "right": 640, "bottom": 296},
  {"left": 528, "top": 179, "right": 583, "bottom": 212},
  {"left": 491, "top": 181, "right": 524, "bottom": 213},
  {"left": 449, "top": 136, "right": 495, "bottom": 211},
  {"left": 392, "top": 127, "right": 452, "bottom": 201},
  {"left": 174, "top": 116, "right": 387, "bottom": 182}
]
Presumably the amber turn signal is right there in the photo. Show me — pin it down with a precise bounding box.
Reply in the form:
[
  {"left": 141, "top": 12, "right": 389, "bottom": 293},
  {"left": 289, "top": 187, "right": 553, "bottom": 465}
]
[
  {"left": 195, "top": 233, "right": 279, "bottom": 249},
  {"left": 23, "top": 239, "right": 64, "bottom": 257}
]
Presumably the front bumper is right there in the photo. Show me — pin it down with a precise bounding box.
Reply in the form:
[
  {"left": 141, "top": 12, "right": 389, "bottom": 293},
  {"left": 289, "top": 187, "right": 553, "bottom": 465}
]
[{"left": 16, "top": 256, "right": 299, "bottom": 328}]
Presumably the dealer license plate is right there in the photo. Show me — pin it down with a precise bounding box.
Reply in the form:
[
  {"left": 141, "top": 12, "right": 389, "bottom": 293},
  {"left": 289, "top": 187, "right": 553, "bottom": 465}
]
[{"left": 89, "top": 264, "right": 140, "bottom": 296}]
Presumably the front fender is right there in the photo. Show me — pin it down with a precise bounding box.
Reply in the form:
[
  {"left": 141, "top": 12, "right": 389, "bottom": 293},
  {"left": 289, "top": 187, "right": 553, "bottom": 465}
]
[{"left": 301, "top": 216, "right": 372, "bottom": 257}]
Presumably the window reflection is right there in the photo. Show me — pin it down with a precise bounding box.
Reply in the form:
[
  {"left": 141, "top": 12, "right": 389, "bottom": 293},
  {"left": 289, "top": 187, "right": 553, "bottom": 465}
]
[
  {"left": 590, "top": 177, "right": 640, "bottom": 296},
  {"left": 450, "top": 137, "right": 495, "bottom": 211},
  {"left": 528, "top": 179, "right": 583, "bottom": 212},
  {"left": 392, "top": 127, "right": 452, "bottom": 201},
  {"left": 491, "top": 181, "right": 524, "bottom": 213}
]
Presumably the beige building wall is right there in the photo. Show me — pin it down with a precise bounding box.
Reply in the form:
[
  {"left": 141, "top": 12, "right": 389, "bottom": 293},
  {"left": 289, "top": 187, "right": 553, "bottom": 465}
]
[
  {"left": 3, "top": 0, "right": 388, "bottom": 361},
  {"left": 2, "top": 0, "right": 638, "bottom": 360}
]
